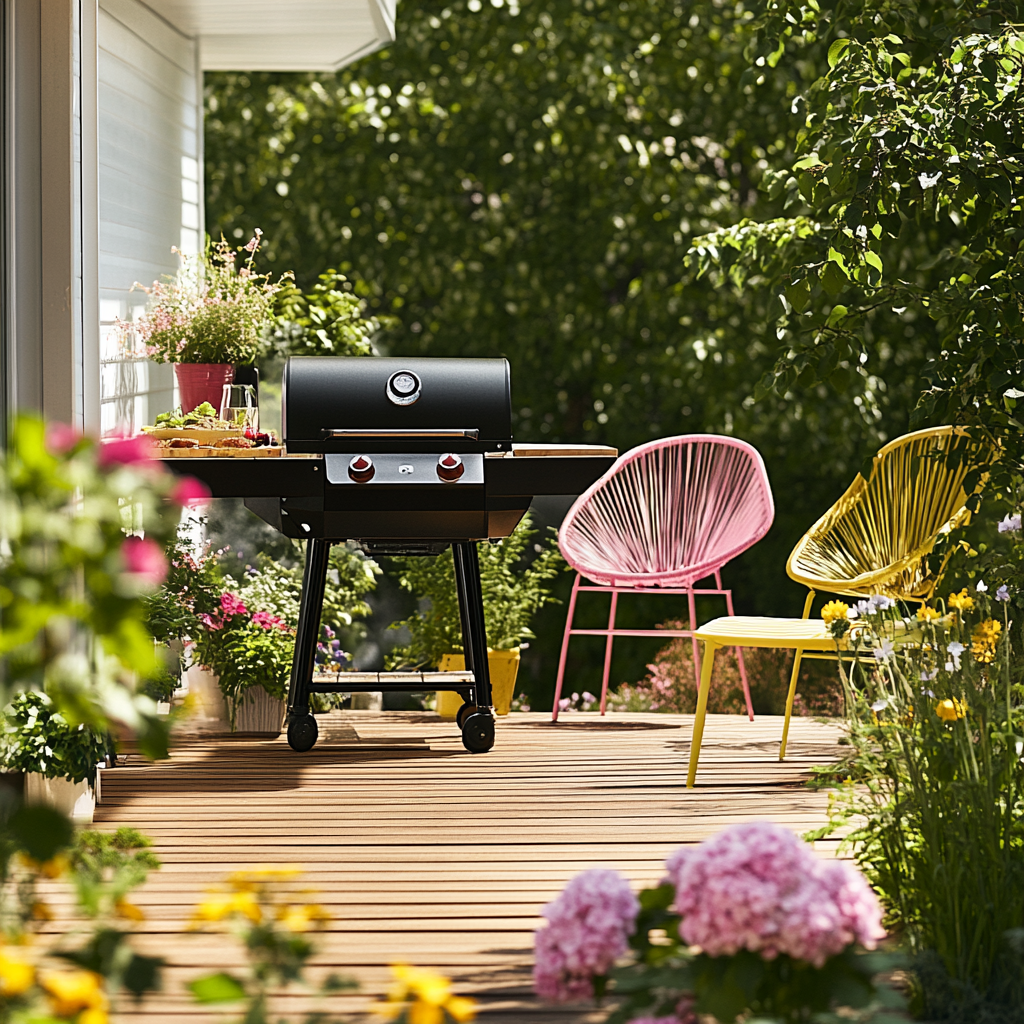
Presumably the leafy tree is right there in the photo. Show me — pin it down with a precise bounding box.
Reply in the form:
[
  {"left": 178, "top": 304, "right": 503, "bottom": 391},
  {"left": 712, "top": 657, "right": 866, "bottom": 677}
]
[
  {"left": 203, "top": 0, "right": 943, "bottom": 692},
  {"left": 692, "top": 0, "right": 1024, "bottom": 490}
]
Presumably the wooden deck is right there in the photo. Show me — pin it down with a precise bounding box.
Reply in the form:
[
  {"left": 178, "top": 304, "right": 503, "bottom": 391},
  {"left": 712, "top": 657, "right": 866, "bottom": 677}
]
[{"left": 94, "top": 710, "right": 844, "bottom": 1022}]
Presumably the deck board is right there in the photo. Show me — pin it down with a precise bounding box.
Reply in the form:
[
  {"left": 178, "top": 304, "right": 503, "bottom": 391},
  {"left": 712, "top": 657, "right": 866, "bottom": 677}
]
[{"left": 94, "top": 710, "right": 844, "bottom": 1022}]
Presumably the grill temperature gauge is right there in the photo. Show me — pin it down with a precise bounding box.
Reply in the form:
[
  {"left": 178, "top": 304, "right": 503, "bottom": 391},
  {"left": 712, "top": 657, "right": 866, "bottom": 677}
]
[
  {"left": 348, "top": 455, "right": 375, "bottom": 482},
  {"left": 436, "top": 453, "right": 465, "bottom": 482}
]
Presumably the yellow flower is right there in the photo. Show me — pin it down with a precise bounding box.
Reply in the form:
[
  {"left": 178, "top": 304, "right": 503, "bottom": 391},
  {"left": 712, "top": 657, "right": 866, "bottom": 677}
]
[
  {"left": 39, "top": 969, "right": 108, "bottom": 1019},
  {"left": 191, "top": 891, "right": 262, "bottom": 926},
  {"left": 935, "top": 698, "right": 968, "bottom": 722},
  {"left": 820, "top": 600, "right": 849, "bottom": 626},
  {"left": 376, "top": 964, "right": 476, "bottom": 1024},
  {"left": 227, "top": 865, "right": 303, "bottom": 891},
  {"left": 18, "top": 852, "right": 69, "bottom": 879},
  {"left": 276, "top": 903, "right": 329, "bottom": 933},
  {"left": 114, "top": 898, "right": 146, "bottom": 922},
  {"left": 0, "top": 950, "right": 35, "bottom": 997},
  {"left": 971, "top": 618, "right": 1002, "bottom": 663},
  {"left": 916, "top": 605, "right": 941, "bottom": 621},
  {"left": 948, "top": 588, "right": 975, "bottom": 614}
]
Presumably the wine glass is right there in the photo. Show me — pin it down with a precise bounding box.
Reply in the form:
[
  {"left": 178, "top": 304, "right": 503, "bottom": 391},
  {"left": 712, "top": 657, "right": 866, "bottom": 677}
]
[{"left": 219, "top": 383, "right": 258, "bottom": 434}]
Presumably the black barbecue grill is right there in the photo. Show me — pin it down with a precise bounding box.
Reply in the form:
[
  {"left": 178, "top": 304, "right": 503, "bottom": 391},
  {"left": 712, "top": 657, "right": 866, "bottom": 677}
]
[{"left": 164, "top": 356, "right": 616, "bottom": 754}]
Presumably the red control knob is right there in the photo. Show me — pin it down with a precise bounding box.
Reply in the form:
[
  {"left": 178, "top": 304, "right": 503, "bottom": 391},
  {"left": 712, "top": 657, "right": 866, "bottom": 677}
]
[
  {"left": 348, "top": 454, "right": 375, "bottom": 483},
  {"left": 436, "top": 452, "right": 465, "bottom": 482}
]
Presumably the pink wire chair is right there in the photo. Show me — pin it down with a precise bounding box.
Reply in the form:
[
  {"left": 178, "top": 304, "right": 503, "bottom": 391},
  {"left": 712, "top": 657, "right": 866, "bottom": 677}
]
[{"left": 552, "top": 435, "right": 775, "bottom": 722}]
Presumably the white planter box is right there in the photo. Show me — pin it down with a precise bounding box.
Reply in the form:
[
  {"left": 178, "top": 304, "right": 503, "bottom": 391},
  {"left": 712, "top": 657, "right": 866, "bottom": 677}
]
[
  {"left": 25, "top": 774, "right": 95, "bottom": 823},
  {"left": 184, "top": 665, "right": 229, "bottom": 729},
  {"left": 232, "top": 685, "right": 285, "bottom": 735}
]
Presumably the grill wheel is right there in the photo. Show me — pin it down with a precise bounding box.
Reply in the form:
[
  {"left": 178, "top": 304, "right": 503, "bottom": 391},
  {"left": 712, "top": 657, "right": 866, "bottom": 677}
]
[
  {"left": 461, "top": 712, "right": 495, "bottom": 754},
  {"left": 287, "top": 714, "right": 319, "bottom": 752}
]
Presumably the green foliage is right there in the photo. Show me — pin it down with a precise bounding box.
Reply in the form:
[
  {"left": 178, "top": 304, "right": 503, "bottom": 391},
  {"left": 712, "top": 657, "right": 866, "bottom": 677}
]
[
  {"left": 0, "top": 415, "right": 180, "bottom": 757},
  {"left": 694, "top": 0, "right": 1024, "bottom": 484},
  {"left": 204, "top": 0, "right": 933, "bottom": 645},
  {"left": 387, "top": 514, "right": 565, "bottom": 667},
  {"left": 69, "top": 827, "right": 160, "bottom": 919},
  {"left": 136, "top": 234, "right": 286, "bottom": 365},
  {"left": 269, "top": 270, "right": 383, "bottom": 358},
  {"left": 814, "top": 586, "right": 1024, "bottom": 1019},
  {"left": 0, "top": 691, "right": 111, "bottom": 783}
]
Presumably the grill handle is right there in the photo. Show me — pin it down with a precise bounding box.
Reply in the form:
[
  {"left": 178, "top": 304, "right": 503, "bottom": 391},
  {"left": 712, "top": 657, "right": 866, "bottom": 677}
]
[{"left": 321, "top": 427, "right": 480, "bottom": 440}]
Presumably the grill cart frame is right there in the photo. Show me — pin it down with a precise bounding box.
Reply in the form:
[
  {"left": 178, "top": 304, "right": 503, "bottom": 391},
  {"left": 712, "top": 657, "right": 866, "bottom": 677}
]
[{"left": 162, "top": 356, "right": 616, "bottom": 754}]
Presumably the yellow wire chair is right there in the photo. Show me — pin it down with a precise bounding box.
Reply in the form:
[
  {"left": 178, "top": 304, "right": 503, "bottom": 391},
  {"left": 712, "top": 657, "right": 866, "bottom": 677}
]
[{"left": 686, "top": 425, "right": 993, "bottom": 787}]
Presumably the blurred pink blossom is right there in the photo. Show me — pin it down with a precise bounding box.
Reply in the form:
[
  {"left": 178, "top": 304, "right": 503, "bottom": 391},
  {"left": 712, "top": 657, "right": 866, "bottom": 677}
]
[
  {"left": 533, "top": 868, "right": 639, "bottom": 1002},
  {"left": 251, "top": 610, "right": 287, "bottom": 631},
  {"left": 170, "top": 476, "right": 211, "bottom": 505},
  {"left": 219, "top": 592, "right": 248, "bottom": 618},
  {"left": 99, "top": 434, "right": 154, "bottom": 467},
  {"left": 46, "top": 423, "right": 81, "bottom": 454},
  {"left": 198, "top": 613, "right": 222, "bottom": 630},
  {"left": 121, "top": 537, "right": 167, "bottom": 585},
  {"left": 665, "top": 821, "right": 884, "bottom": 967}
]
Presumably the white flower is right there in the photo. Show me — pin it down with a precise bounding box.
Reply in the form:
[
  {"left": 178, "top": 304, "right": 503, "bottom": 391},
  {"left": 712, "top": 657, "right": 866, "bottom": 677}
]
[
  {"left": 920, "top": 668, "right": 938, "bottom": 682},
  {"left": 918, "top": 170, "right": 942, "bottom": 189},
  {"left": 976, "top": 580, "right": 988, "bottom": 593},
  {"left": 847, "top": 606, "right": 860, "bottom": 620},
  {"left": 870, "top": 699, "right": 888, "bottom": 712},
  {"left": 921, "top": 687, "right": 936, "bottom": 698},
  {"left": 869, "top": 594, "right": 896, "bottom": 611},
  {"left": 946, "top": 640, "right": 964, "bottom": 671},
  {"left": 855, "top": 599, "right": 872, "bottom": 617},
  {"left": 996, "top": 585, "right": 1010, "bottom": 603},
  {"left": 873, "top": 640, "right": 895, "bottom": 661},
  {"left": 998, "top": 514, "right": 1022, "bottom": 534}
]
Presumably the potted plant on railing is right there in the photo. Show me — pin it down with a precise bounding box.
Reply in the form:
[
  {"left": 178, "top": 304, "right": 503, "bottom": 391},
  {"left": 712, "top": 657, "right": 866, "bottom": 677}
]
[
  {"left": 386, "top": 514, "right": 565, "bottom": 716},
  {"left": 129, "top": 230, "right": 285, "bottom": 413}
]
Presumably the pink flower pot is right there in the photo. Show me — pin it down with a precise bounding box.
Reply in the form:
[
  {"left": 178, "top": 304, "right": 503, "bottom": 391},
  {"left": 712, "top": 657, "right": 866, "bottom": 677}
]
[{"left": 175, "top": 363, "right": 235, "bottom": 415}]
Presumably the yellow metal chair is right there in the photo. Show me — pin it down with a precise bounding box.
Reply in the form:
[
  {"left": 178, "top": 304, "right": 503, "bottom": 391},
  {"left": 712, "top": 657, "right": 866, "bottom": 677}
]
[{"left": 686, "top": 426, "right": 991, "bottom": 787}]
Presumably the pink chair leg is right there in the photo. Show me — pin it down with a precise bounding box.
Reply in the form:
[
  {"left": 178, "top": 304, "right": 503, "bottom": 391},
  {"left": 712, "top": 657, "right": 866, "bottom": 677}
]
[
  {"left": 687, "top": 587, "right": 701, "bottom": 692},
  {"left": 551, "top": 573, "right": 583, "bottom": 722},
  {"left": 599, "top": 590, "right": 619, "bottom": 715},
  {"left": 721, "top": 574, "right": 754, "bottom": 722}
]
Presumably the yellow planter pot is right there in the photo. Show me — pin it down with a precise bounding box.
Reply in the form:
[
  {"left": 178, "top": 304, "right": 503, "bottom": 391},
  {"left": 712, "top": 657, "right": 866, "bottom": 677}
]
[{"left": 436, "top": 649, "right": 520, "bottom": 718}]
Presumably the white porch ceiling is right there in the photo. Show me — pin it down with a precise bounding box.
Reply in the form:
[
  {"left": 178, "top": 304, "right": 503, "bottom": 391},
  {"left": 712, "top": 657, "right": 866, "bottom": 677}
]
[{"left": 146, "top": 0, "right": 396, "bottom": 71}]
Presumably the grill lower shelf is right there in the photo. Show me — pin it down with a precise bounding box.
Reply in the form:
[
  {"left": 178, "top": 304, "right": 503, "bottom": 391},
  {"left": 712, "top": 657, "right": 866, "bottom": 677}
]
[{"left": 309, "top": 670, "right": 474, "bottom": 694}]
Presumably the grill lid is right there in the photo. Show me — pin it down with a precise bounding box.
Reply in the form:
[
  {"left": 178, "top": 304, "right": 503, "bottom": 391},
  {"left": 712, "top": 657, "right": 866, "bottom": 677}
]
[{"left": 283, "top": 356, "right": 512, "bottom": 454}]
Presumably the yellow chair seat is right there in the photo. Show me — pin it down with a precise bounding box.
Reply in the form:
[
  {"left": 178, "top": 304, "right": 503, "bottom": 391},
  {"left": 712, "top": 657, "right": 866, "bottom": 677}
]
[{"left": 694, "top": 616, "right": 843, "bottom": 651}]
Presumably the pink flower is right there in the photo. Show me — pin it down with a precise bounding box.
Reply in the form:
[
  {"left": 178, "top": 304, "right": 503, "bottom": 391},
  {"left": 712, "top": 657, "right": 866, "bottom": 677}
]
[
  {"left": 219, "top": 592, "right": 248, "bottom": 618},
  {"left": 198, "top": 613, "right": 222, "bottom": 630},
  {"left": 169, "top": 476, "right": 211, "bottom": 506},
  {"left": 251, "top": 611, "right": 287, "bottom": 630},
  {"left": 46, "top": 423, "right": 81, "bottom": 454},
  {"left": 665, "top": 822, "right": 885, "bottom": 968},
  {"left": 99, "top": 434, "right": 155, "bottom": 467},
  {"left": 533, "top": 869, "right": 639, "bottom": 1002},
  {"left": 121, "top": 537, "right": 167, "bottom": 586}
]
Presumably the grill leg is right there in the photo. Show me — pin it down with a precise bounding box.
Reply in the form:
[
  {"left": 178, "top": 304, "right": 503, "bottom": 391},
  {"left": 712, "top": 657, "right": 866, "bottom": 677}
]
[
  {"left": 452, "top": 542, "right": 493, "bottom": 709},
  {"left": 286, "top": 538, "right": 332, "bottom": 750}
]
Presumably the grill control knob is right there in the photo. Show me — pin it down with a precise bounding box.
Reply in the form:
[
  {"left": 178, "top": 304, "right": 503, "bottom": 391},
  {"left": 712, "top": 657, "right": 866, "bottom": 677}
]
[
  {"left": 436, "top": 453, "right": 464, "bottom": 482},
  {"left": 348, "top": 454, "right": 375, "bottom": 483}
]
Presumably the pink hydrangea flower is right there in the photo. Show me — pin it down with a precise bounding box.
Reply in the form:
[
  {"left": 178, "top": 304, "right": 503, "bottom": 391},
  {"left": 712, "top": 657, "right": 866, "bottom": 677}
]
[
  {"left": 533, "top": 868, "right": 639, "bottom": 1002},
  {"left": 169, "top": 476, "right": 211, "bottom": 506},
  {"left": 219, "top": 592, "right": 247, "bottom": 618},
  {"left": 98, "top": 434, "right": 155, "bottom": 467},
  {"left": 665, "top": 822, "right": 885, "bottom": 968},
  {"left": 121, "top": 537, "right": 167, "bottom": 586},
  {"left": 46, "top": 423, "right": 81, "bottom": 454}
]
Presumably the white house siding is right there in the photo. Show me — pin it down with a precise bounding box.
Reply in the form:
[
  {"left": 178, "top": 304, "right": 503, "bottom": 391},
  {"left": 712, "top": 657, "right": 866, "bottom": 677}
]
[{"left": 97, "top": 0, "right": 201, "bottom": 435}]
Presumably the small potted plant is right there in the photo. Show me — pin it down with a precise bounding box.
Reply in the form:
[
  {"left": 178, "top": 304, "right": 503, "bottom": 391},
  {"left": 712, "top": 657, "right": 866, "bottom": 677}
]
[
  {"left": 130, "top": 230, "right": 285, "bottom": 413},
  {"left": 387, "top": 514, "right": 565, "bottom": 716},
  {"left": 1, "top": 692, "right": 112, "bottom": 823}
]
